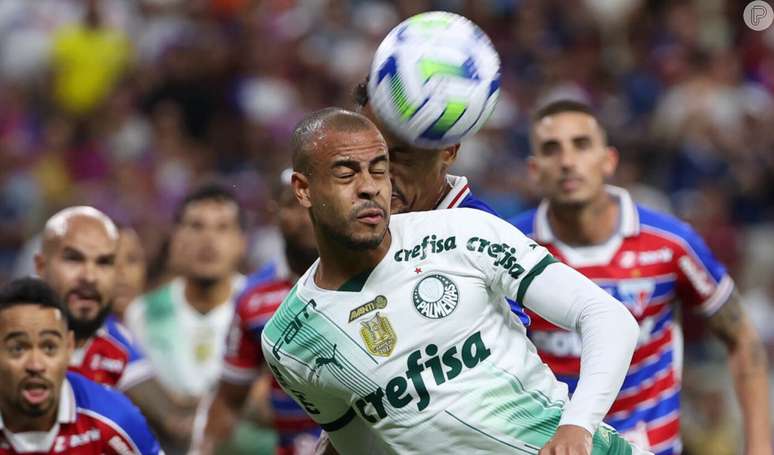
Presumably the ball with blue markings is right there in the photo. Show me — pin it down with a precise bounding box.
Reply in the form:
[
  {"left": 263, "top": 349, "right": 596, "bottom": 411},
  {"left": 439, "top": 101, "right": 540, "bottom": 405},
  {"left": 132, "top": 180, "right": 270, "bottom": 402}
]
[{"left": 368, "top": 11, "right": 501, "bottom": 149}]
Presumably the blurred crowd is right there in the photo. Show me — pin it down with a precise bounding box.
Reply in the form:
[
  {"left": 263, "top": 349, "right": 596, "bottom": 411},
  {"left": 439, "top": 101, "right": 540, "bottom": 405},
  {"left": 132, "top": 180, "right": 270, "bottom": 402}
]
[{"left": 0, "top": 0, "right": 773, "bottom": 453}]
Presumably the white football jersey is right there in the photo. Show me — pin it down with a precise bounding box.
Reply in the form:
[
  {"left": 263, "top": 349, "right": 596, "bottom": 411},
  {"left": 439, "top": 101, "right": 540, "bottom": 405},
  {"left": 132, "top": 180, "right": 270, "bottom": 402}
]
[{"left": 262, "top": 209, "right": 638, "bottom": 454}]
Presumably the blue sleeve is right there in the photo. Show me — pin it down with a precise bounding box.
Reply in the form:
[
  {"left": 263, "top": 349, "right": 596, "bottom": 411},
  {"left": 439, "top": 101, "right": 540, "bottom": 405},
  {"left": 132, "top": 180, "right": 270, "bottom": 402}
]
[{"left": 67, "top": 373, "right": 163, "bottom": 454}]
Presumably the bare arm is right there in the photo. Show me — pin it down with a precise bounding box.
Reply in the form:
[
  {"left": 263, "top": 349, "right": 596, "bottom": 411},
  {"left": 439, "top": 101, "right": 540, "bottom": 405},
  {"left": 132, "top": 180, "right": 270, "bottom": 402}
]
[
  {"left": 125, "top": 378, "right": 196, "bottom": 446},
  {"left": 189, "top": 380, "right": 251, "bottom": 455},
  {"left": 707, "top": 292, "right": 772, "bottom": 455}
]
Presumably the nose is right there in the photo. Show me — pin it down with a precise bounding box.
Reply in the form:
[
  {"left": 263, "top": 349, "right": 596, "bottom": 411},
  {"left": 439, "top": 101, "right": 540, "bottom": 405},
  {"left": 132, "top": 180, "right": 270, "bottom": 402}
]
[
  {"left": 558, "top": 146, "right": 577, "bottom": 170},
  {"left": 24, "top": 348, "right": 46, "bottom": 374},
  {"left": 81, "top": 260, "right": 97, "bottom": 284},
  {"left": 357, "top": 171, "right": 381, "bottom": 200}
]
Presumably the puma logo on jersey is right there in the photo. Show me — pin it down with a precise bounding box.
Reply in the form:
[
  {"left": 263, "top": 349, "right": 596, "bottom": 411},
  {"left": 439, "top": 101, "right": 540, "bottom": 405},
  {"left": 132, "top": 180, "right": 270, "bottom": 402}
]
[
  {"left": 354, "top": 331, "right": 491, "bottom": 423},
  {"left": 394, "top": 235, "right": 457, "bottom": 262}
]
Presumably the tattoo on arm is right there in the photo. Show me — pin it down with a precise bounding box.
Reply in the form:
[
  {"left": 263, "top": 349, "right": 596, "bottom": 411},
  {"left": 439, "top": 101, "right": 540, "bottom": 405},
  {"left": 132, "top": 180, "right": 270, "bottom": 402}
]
[
  {"left": 708, "top": 293, "right": 767, "bottom": 371},
  {"left": 707, "top": 294, "right": 743, "bottom": 347}
]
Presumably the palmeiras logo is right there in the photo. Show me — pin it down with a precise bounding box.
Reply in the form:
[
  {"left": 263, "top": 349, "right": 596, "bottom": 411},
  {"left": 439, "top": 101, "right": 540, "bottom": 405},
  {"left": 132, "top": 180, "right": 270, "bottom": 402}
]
[{"left": 412, "top": 274, "right": 459, "bottom": 319}]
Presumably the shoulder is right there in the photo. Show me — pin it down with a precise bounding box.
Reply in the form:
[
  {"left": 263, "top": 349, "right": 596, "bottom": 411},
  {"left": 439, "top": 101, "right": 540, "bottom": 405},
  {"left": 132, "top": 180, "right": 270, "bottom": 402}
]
[
  {"left": 235, "top": 277, "right": 293, "bottom": 320},
  {"left": 636, "top": 205, "right": 707, "bottom": 248},
  {"left": 392, "top": 207, "right": 503, "bottom": 229},
  {"left": 458, "top": 192, "right": 500, "bottom": 216},
  {"left": 67, "top": 372, "right": 155, "bottom": 444},
  {"left": 102, "top": 316, "right": 144, "bottom": 360},
  {"left": 507, "top": 209, "right": 539, "bottom": 236}
]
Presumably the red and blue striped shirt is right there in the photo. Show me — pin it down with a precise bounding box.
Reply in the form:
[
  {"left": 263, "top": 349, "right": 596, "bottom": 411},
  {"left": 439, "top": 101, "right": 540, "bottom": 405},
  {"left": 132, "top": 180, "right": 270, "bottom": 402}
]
[{"left": 509, "top": 186, "right": 733, "bottom": 455}]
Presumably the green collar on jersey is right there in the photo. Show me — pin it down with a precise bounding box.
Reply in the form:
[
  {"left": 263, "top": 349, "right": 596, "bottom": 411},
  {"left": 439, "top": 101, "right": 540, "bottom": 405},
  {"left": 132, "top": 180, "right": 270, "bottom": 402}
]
[{"left": 337, "top": 268, "right": 374, "bottom": 292}]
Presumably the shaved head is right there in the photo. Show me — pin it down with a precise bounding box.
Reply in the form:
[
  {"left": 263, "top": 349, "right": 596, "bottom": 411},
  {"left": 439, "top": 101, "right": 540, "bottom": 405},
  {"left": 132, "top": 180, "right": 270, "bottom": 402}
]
[
  {"left": 292, "top": 107, "right": 378, "bottom": 177},
  {"left": 35, "top": 206, "right": 118, "bottom": 341},
  {"left": 41, "top": 206, "right": 118, "bottom": 256}
]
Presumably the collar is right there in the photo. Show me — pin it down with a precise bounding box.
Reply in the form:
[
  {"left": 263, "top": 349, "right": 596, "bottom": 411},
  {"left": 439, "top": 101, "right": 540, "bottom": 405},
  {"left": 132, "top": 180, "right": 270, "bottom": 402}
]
[
  {"left": 533, "top": 185, "right": 640, "bottom": 243},
  {"left": 435, "top": 175, "right": 470, "bottom": 209},
  {"left": 0, "top": 377, "right": 76, "bottom": 451}
]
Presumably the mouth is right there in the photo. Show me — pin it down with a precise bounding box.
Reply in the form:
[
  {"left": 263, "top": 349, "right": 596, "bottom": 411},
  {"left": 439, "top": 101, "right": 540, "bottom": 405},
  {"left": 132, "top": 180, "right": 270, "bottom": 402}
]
[
  {"left": 356, "top": 208, "right": 385, "bottom": 225},
  {"left": 21, "top": 381, "right": 51, "bottom": 406},
  {"left": 559, "top": 177, "right": 584, "bottom": 192},
  {"left": 67, "top": 291, "right": 101, "bottom": 315}
]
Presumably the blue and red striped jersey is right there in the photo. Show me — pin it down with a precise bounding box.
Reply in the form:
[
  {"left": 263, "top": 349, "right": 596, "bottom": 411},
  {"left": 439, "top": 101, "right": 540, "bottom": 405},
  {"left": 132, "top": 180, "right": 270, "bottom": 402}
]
[
  {"left": 509, "top": 186, "right": 733, "bottom": 455},
  {"left": 0, "top": 372, "right": 162, "bottom": 454},
  {"left": 68, "top": 315, "right": 153, "bottom": 391}
]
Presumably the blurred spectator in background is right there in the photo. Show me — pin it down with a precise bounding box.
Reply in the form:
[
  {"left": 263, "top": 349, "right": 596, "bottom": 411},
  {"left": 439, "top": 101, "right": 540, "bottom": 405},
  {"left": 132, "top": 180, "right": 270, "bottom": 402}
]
[
  {"left": 113, "top": 225, "right": 147, "bottom": 320},
  {"left": 50, "top": 0, "right": 131, "bottom": 116},
  {"left": 126, "top": 183, "right": 247, "bottom": 453}
]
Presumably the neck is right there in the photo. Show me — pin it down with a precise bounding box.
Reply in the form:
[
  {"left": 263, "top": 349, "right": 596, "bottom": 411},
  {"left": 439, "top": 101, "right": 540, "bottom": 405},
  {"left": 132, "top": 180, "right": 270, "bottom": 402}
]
[
  {"left": 1, "top": 403, "right": 58, "bottom": 433},
  {"left": 547, "top": 191, "right": 619, "bottom": 246},
  {"left": 314, "top": 230, "right": 392, "bottom": 290},
  {"left": 184, "top": 276, "right": 234, "bottom": 314},
  {"left": 430, "top": 180, "right": 452, "bottom": 210}
]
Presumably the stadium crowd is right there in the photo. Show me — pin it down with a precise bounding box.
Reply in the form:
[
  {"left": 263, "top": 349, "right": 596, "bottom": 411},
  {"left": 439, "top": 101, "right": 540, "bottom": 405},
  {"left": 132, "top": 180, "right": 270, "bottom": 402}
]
[{"left": 0, "top": 0, "right": 773, "bottom": 453}]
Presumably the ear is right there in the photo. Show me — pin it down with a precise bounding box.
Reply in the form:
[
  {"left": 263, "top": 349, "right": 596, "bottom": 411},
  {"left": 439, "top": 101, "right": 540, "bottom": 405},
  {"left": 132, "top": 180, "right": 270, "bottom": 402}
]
[
  {"left": 34, "top": 253, "right": 46, "bottom": 278},
  {"left": 65, "top": 329, "right": 75, "bottom": 355},
  {"left": 603, "top": 146, "right": 619, "bottom": 179},
  {"left": 292, "top": 172, "right": 312, "bottom": 209},
  {"left": 526, "top": 155, "right": 539, "bottom": 183},
  {"left": 439, "top": 144, "right": 460, "bottom": 169}
]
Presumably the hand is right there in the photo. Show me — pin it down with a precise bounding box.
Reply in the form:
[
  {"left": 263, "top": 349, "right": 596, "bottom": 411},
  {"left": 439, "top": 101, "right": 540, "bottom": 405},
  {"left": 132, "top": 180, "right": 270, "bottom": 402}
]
[{"left": 539, "top": 425, "right": 592, "bottom": 455}]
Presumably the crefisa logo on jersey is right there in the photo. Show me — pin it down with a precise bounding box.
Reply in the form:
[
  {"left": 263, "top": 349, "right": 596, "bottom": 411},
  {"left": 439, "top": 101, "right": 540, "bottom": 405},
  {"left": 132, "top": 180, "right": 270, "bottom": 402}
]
[{"left": 412, "top": 274, "right": 459, "bottom": 319}]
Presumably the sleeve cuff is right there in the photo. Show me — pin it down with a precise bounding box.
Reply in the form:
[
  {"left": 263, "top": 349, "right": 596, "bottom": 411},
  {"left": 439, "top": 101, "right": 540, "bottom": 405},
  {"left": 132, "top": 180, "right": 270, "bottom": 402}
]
[{"left": 698, "top": 275, "right": 734, "bottom": 317}]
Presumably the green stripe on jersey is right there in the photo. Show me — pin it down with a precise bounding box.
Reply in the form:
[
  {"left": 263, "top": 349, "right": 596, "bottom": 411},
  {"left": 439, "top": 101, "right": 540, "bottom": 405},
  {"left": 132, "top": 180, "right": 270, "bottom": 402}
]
[{"left": 516, "top": 255, "right": 558, "bottom": 303}]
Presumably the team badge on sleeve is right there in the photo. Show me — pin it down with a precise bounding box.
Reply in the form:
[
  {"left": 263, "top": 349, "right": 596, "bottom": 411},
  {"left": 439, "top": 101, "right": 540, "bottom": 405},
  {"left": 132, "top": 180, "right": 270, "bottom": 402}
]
[
  {"left": 360, "top": 312, "right": 397, "bottom": 357},
  {"left": 412, "top": 274, "right": 459, "bottom": 319}
]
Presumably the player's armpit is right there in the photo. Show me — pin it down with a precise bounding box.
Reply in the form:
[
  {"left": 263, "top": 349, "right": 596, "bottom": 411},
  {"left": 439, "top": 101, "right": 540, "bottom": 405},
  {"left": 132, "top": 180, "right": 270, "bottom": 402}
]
[
  {"left": 707, "top": 292, "right": 772, "bottom": 455},
  {"left": 125, "top": 377, "right": 195, "bottom": 446}
]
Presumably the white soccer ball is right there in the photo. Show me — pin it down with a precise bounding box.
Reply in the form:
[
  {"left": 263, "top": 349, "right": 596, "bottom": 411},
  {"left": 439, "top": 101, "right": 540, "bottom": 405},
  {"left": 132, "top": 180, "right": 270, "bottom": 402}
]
[{"left": 368, "top": 11, "right": 501, "bottom": 149}]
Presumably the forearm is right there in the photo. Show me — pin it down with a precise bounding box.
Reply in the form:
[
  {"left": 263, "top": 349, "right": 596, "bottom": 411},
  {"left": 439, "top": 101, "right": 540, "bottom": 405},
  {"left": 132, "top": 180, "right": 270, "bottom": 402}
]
[
  {"left": 125, "top": 378, "right": 195, "bottom": 442},
  {"left": 524, "top": 264, "right": 639, "bottom": 434},
  {"left": 728, "top": 318, "right": 771, "bottom": 453},
  {"left": 709, "top": 293, "right": 772, "bottom": 454},
  {"left": 190, "top": 381, "right": 249, "bottom": 455}
]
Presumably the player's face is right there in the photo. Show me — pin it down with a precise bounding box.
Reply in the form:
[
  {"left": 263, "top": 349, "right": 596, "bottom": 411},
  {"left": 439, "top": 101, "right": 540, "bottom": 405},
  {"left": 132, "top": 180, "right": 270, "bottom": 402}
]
[
  {"left": 0, "top": 305, "right": 73, "bottom": 429},
  {"left": 36, "top": 217, "right": 117, "bottom": 339},
  {"left": 277, "top": 188, "right": 318, "bottom": 265},
  {"left": 175, "top": 200, "right": 245, "bottom": 282},
  {"left": 363, "top": 105, "right": 457, "bottom": 213},
  {"left": 529, "top": 112, "right": 618, "bottom": 207},
  {"left": 298, "top": 127, "right": 390, "bottom": 250},
  {"left": 113, "top": 229, "right": 146, "bottom": 316}
]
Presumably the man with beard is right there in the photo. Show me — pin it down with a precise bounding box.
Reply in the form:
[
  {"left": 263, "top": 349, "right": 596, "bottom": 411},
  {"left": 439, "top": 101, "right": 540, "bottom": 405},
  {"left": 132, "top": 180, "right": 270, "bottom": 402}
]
[
  {"left": 261, "top": 108, "right": 646, "bottom": 455},
  {"left": 191, "top": 170, "right": 321, "bottom": 455},
  {"left": 126, "top": 184, "right": 246, "bottom": 451},
  {"left": 0, "top": 277, "right": 162, "bottom": 454},
  {"left": 34, "top": 206, "right": 193, "bottom": 446}
]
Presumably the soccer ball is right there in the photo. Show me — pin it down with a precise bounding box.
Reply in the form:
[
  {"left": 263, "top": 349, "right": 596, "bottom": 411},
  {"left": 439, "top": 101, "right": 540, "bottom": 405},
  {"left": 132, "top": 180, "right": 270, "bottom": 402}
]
[{"left": 368, "top": 11, "right": 501, "bottom": 149}]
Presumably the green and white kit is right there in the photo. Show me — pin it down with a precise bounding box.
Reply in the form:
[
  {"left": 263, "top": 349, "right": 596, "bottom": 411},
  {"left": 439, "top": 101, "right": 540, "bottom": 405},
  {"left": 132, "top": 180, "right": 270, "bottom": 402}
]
[{"left": 262, "top": 209, "right": 646, "bottom": 454}]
